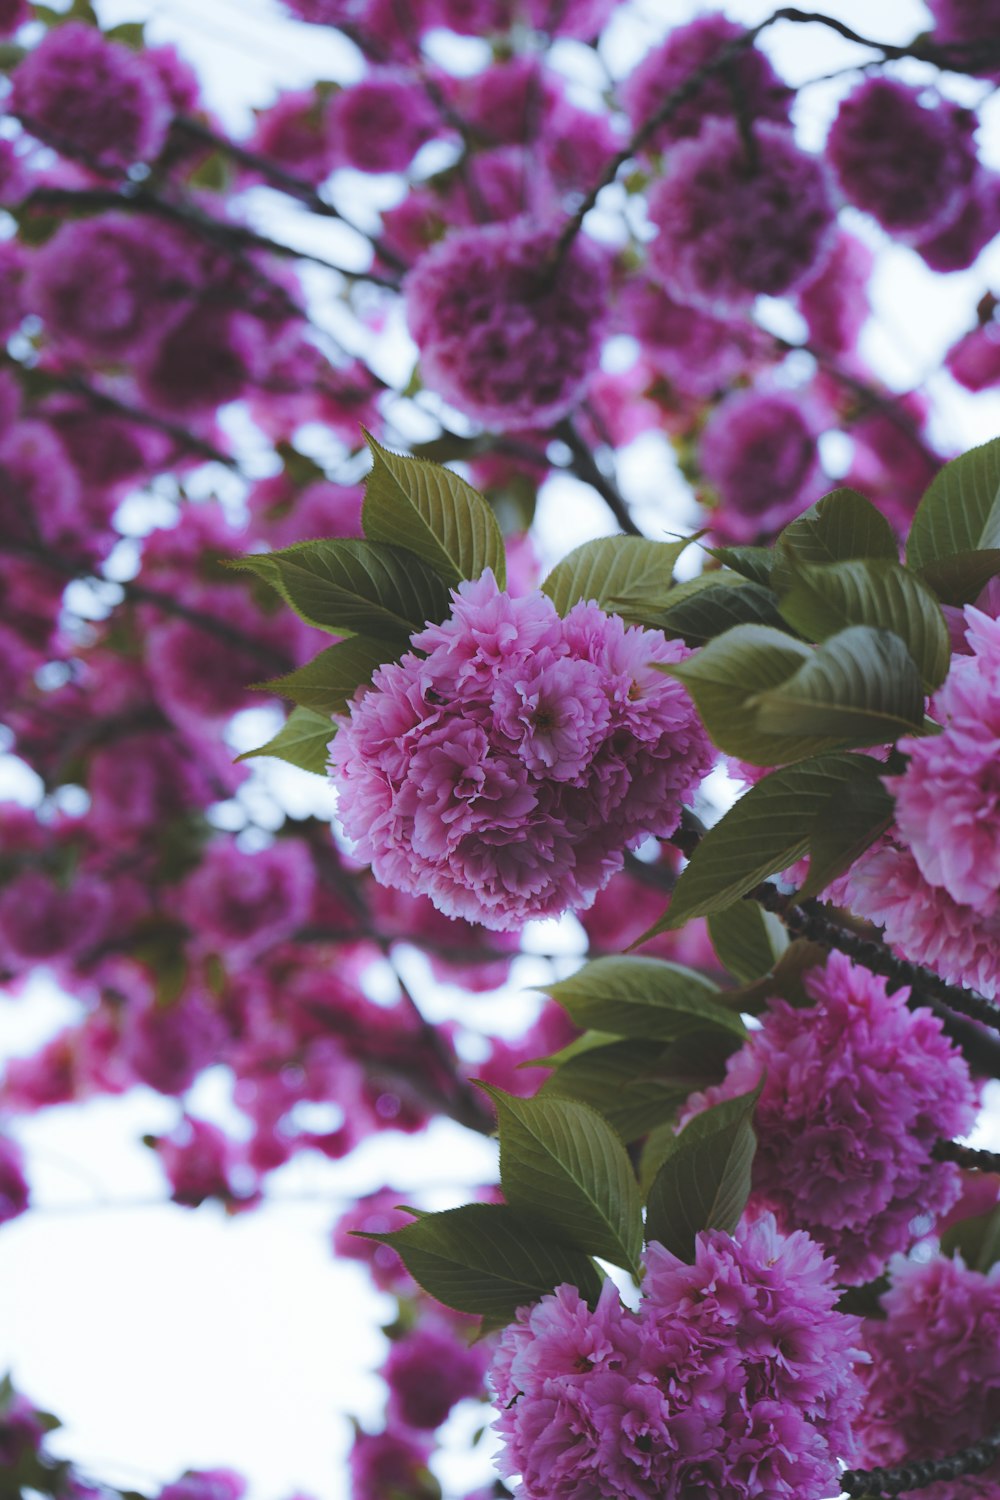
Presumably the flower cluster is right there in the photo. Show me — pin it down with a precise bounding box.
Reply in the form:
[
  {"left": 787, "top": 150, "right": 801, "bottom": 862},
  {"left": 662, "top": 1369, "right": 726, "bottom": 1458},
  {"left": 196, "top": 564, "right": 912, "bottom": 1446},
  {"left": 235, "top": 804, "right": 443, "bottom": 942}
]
[
  {"left": 646, "top": 119, "right": 835, "bottom": 314},
  {"left": 843, "top": 608, "right": 1000, "bottom": 996},
  {"left": 404, "top": 220, "right": 609, "bottom": 428},
  {"left": 856, "top": 1253, "right": 1000, "bottom": 1500},
  {"left": 621, "top": 13, "right": 791, "bottom": 153},
  {"left": 330, "top": 571, "right": 713, "bottom": 930},
  {"left": 698, "top": 386, "right": 822, "bottom": 541},
  {"left": 490, "top": 1216, "right": 865, "bottom": 1499},
  {"left": 11, "top": 21, "right": 171, "bottom": 169},
  {"left": 826, "top": 78, "right": 978, "bottom": 241},
  {"left": 685, "top": 953, "right": 977, "bottom": 1284}
]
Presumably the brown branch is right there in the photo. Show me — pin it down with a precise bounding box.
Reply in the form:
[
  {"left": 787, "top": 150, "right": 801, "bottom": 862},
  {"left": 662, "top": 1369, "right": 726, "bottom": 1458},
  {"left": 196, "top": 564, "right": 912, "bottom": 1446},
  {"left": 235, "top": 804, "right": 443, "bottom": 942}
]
[
  {"left": 841, "top": 1429, "right": 1000, "bottom": 1497},
  {"left": 934, "top": 1139, "right": 1000, "bottom": 1174},
  {"left": 554, "top": 417, "right": 642, "bottom": 536}
]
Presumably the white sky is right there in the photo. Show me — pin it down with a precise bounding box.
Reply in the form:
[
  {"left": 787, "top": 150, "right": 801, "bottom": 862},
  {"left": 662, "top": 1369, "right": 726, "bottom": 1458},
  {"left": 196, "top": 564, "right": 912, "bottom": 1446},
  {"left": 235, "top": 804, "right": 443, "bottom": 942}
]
[{"left": 3, "top": 2, "right": 1000, "bottom": 1498}]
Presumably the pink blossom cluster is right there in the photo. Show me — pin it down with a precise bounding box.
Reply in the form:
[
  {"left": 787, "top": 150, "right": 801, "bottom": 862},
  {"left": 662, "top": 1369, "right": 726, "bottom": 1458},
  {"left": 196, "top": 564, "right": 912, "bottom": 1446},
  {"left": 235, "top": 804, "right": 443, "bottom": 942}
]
[
  {"left": 698, "top": 385, "right": 823, "bottom": 541},
  {"left": 686, "top": 953, "right": 978, "bottom": 1284},
  {"left": 405, "top": 221, "right": 609, "bottom": 429},
  {"left": 621, "top": 12, "right": 792, "bottom": 153},
  {"left": 490, "top": 1216, "right": 865, "bottom": 1499},
  {"left": 646, "top": 118, "right": 836, "bottom": 314},
  {"left": 856, "top": 1253, "right": 1000, "bottom": 1500},
  {"left": 10, "top": 21, "right": 171, "bottom": 168},
  {"left": 827, "top": 78, "right": 978, "bottom": 242},
  {"left": 330, "top": 571, "right": 713, "bottom": 930},
  {"left": 842, "top": 609, "right": 1000, "bottom": 996}
]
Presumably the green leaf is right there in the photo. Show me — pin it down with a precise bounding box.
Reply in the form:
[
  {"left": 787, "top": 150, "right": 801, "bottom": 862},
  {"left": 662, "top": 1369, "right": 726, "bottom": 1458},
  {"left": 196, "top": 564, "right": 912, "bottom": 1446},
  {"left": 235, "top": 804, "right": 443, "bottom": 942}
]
[
  {"left": 257, "top": 637, "right": 389, "bottom": 714},
  {"left": 796, "top": 766, "right": 895, "bottom": 899},
  {"left": 233, "top": 538, "right": 450, "bottom": 641},
  {"left": 104, "top": 19, "right": 145, "bottom": 46},
  {"left": 704, "top": 545, "right": 774, "bottom": 587},
  {"left": 776, "top": 558, "right": 950, "bottom": 691},
  {"left": 916, "top": 549, "right": 1000, "bottom": 607},
  {"left": 907, "top": 437, "right": 1000, "bottom": 571},
  {"left": 751, "top": 625, "right": 925, "bottom": 742},
  {"left": 657, "top": 752, "right": 889, "bottom": 931},
  {"left": 480, "top": 1086, "right": 643, "bottom": 1276},
  {"left": 540, "top": 1032, "right": 738, "bottom": 1142},
  {"left": 362, "top": 431, "right": 507, "bottom": 590},
  {"left": 541, "top": 535, "right": 689, "bottom": 618},
  {"left": 707, "top": 901, "right": 789, "bottom": 984},
  {"left": 772, "top": 487, "right": 898, "bottom": 594},
  {"left": 236, "top": 705, "right": 332, "bottom": 776},
  {"left": 940, "top": 1203, "right": 1000, "bottom": 1274},
  {"left": 543, "top": 956, "right": 746, "bottom": 1042},
  {"left": 644, "top": 1086, "right": 761, "bottom": 1261},
  {"left": 660, "top": 624, "right": 841, "bottom": 766},
  {"left": 658, "top": 579, "right": 789, "bottom": 646},
  {"left": 720, "top": 937, "right": 828, "bottom": 1016},
  {"left": 359, "top": 1203, "right": 604, "bottom": 1319}
]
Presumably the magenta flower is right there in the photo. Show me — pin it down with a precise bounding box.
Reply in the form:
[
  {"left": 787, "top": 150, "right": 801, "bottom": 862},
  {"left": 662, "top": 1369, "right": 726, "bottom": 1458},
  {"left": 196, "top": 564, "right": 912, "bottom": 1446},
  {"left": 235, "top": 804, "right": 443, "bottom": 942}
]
[
  {"left": 647, "top": 119, "right": 835, "bottom": 314},
  {"left": 621, "top": 13, "right": 791, "bottom": 153},
  {"left": 490, "top": 1216, "right": 865, "bottom": 1499},
  {"left": 879, "top": 607, "right": 1000, "bottom": 914},
  {"left": 826, "top": 78, "right": 978, "bottom": 241},
  {"left": 405, "top": 220, "right": 609, "bottom": 428},
  {"left": 856, "top": 1254, "right": 1000, "bottom": 1500},
  {"left": 685, "top": 953, "right": 977, "bottom": 1284},
  {"left": 699, "top": 386, "right": 822, "bottom": 541},
  {"left": 11, "top": 22, "right": 171, "bottom": 170},
  {"left": 328, "top": 69, "right": 441, "bottom": 175},
  {"left": 330, "top": 572, "right": 712, "bottom": 930}
]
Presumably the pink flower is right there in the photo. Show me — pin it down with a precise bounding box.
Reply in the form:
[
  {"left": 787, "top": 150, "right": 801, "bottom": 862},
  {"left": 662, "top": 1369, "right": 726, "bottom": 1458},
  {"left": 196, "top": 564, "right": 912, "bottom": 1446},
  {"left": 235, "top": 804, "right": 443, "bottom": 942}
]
[
  {"left": 328, "top": 69, "right": 440, "bottom": 174},
  {"left": 699, "top": 387, "right": 822, "bottom": 541},
  {"left": 685, "top": 953, "right": 977, "bottom": 1284},
  {"left": 330, "top": 572, "right": 712, "bottom": 930},
  {"left": 856, "top": 1254, "right": 1000, "bottom": 1500},
  {"left": 0, "top": 0, "right": 28, "bottom": 35},
  {"left": 11, "top": 22, "right": 171, "bottom": 170},
  {"left": 153, "top": 1115, "right": 259, "bottom": 1210},
  {"left": 249, "top": 89, "right": 339, "bottom": 184},
  {"left": 27, "top": 215, "right": 187, "bottom": 363},
  {"left": 385, "top": 1318, "right": 489, "bottom": 1429},
  {"left": 615, "top": 276, "right": 761, "bottom": 398},
  {"left": 0, "top": 1137, "right": 28, "bottom": 1225},
  {"left": 621, "top": 13, "right": 791, "bottom": 153},
  {"left": 826, "top": 78, "right": 978, "bottom": 241},
  {"left": 647, "top": 119, "right": 835, "bottom": 314},
  {"left": 175, "top": 838, "right": 316, "bottom": 965},
  {"left": 405, "top": 220, "right": 609, "bottom": 429},
  {"left": 915, "top": 167, "right": 1000, "bottom": 273},
  {"left": 796, "top": 230, "right": 873, "bottom": 357},
  {"left": 888, "top": 609, "right": 1000, "bottom": 914},
  {"left": 947, "top": 319, "right": 1000, "bottom": 391},
  {"left": 491, "top": 1216, "right": 864, "bottom": 1499}
]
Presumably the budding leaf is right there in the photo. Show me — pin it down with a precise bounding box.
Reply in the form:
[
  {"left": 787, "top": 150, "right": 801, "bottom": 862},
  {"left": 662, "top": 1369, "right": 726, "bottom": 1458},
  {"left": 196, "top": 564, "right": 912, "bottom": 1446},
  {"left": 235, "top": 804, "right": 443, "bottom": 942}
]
[
  {"left": 776, "top": 557, "right": 950, "bottom": 691},
  {"left": 362, "top": 431, "right": 507, "bottom": 589},
  {"left": 644, "top": 1085, "right": 761, "bottom": 1262},
  {"left": 233, "top": 538, "right": 449, "bottom": 641},
  {"left": 480, "top": 1085, "right": 643, "bottom": 1277},
  {"left": 907, "top": 435, "right": 1000, "bottom": 572},
  {"left": 257, "top": 636, "right": 389, "bottom": 715},
  {"left": 543, "top": 956, "right": 746, "bottom": 1042},
  {"left": 237, "top": 705, "right": 333, "bottom": 776},
  {"left": 541, "top": 535, "right": 689, "bottom": 619},
  {"left": 358, "top": 1203, "right": 604, "bottom": 1320}
]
